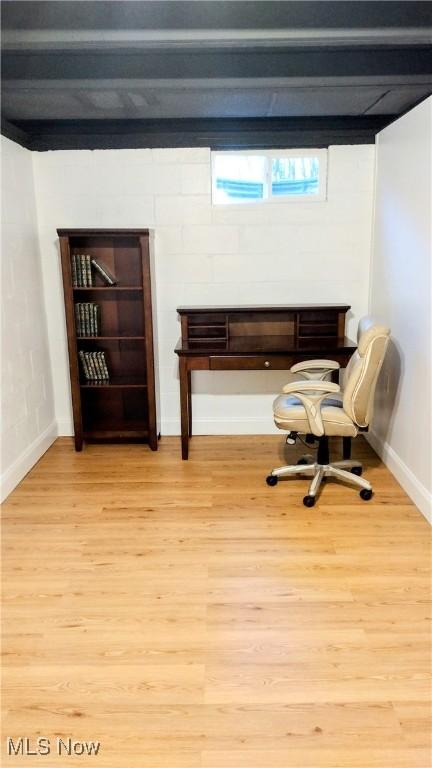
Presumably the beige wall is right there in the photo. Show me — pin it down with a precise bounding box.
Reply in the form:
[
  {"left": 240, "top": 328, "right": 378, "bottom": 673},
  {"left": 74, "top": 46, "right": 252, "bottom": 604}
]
[
  {"left": 1, "top": 137, "right": 55, "bottom": 500},
  {"left": 369, "top": 97, "right": 431, "bottom": 522}
]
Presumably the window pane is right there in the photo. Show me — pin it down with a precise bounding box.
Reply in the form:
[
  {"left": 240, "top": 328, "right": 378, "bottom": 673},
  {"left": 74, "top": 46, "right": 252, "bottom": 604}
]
[
  {"left": 271, "top": 157, "right": 319, "bottom": 197},
  {"left": 213, "top": 155, "right": 267, "bottom": 203}
]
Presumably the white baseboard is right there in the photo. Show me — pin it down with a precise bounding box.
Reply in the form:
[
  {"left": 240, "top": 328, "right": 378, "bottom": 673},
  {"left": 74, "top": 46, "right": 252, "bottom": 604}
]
[
  {"left": 57, "top": 416, "right": 280, "bottom": 438},
  {"left": 366, "top": 429, "right": 432, "bottom": 524},
  {"left": 161, "top": 416, "right": 280, "bottom": 436},
  {"left": 1, "top": 420, "right": 58, "bottom": 502}
]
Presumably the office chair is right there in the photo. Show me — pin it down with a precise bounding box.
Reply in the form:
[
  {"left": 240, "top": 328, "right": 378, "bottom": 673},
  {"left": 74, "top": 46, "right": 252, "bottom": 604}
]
[{"left": 266, "top": 317, "right": 390, "bottom": 507}]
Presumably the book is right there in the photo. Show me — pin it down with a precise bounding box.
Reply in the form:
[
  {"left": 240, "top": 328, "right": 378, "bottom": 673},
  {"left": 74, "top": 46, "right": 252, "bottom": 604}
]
[
  {"left": 91, "top": 259, "right": 117, "bottom": 286},
  {"left": 89, "top": 352, "right": 97, "bottom": 379},
  {"left": 95, "top": 352, "right": 105, "bottom": 380},
  {"left": 74, "top": 303, "right": 100, "bottom": 337},
  {"left": 99, "top": 351, "right": 110, "bottom": 379},
  {"left": 86, "top": 255, "right": 93, "bottom": 287},
  {"left": 81, "top": 304, "right": 87, "bottom": 335},
  {"left": 79, "top": 350, "right": 109, "bottom": 381},
  {"left": 91, "top": 352, "right": 98, "bottom": 379},
  {"left": 92, "top": 304, "right": 99, "bottom": 336},
  {"left": 78, "top": 350, "right": 90, "bottom": 379},
  {"left": 75, "top": 254, "right": 82, "bottom": 287},
  {"left": 71, "top": 254, "right": 78, "bottom": 287},
  {"left": 75, "top": 303, "right": 81, "bottom": 335},
  {"left": 80, "top": 255, "right": 88, "bottom": 288},
  {"left": 84, "top": 303, "right": 91, "bottom": 336},
  {"left": 80, "top": 304, "right": 85, "bottom": 335},
  {"left": 89, "top": 303, "right": 95, "bottom": 336}
]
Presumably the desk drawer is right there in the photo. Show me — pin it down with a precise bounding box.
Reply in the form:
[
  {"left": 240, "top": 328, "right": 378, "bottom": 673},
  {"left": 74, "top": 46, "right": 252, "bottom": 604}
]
[{"left": 210, "top": 355, "right": 294, "bottom": 371}]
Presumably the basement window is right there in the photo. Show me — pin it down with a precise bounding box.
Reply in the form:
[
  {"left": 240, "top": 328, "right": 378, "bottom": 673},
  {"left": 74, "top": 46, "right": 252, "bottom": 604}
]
[{"left": 211, "top": 149, "right": 327, "bottom": 205}]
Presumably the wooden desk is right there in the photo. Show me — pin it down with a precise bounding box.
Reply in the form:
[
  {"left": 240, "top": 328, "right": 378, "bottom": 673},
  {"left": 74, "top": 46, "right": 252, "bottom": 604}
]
[{"left": 175, "top": 304, "right": 356, "bottom": 459}]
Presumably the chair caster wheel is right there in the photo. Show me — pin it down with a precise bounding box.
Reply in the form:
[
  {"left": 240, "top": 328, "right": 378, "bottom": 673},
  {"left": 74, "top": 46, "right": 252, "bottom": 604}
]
[
  {"left": 303, "top": 495, "right": 316, "bottom": 508},
  {"left": 351, "top": 466, "right": 362, "bottom": 476},
  {"left": 266, "top": 475, "right": 278, "bottom": 487},
  {"left": 297, "top": 457, "right": 309, "bottom": 465},
  {"left": 360, "top": 488, "right": 373, "bottom": 501}
]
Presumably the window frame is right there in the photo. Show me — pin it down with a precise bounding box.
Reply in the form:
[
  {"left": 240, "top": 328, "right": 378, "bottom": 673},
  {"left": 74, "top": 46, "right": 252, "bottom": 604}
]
[{"left": 211, "top": 148, "right": 328, "bottom": 206}]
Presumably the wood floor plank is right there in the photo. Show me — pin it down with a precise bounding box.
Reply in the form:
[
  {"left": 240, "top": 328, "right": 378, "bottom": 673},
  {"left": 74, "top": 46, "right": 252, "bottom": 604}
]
[
  {"left": 1, "top": 435, "right": 430, "bottom": 767},
  {"left": 202, "top": 748, "right": 431, "bottom": 767}
]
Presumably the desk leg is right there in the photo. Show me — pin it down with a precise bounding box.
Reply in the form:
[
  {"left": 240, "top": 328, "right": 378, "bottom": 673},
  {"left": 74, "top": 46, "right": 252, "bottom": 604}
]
[
  {"left": 187, "top": 371, "right": 192, "bottom": 436},
  {"left": 179, "top": 357, "right": 189, "bottom": 460}
]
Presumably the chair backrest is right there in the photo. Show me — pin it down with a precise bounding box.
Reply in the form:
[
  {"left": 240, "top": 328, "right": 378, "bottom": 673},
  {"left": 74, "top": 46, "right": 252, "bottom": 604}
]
[{"left": 343, "top": 316, "right": 390, "bottom": 427}]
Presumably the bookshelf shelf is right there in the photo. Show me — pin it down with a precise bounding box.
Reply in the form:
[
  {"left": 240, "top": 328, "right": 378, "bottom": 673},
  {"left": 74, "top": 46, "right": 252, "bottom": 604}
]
[
  {"left": 77, "top": 336, "right": 146, "bottom": 340},
  {"left": 73, "top": 286, "right": 143, "bottom": 292},
  {"left": 58, "top": 228, "right": 160, "bottom": 451},
  {"left": 80, "top": 379, "right": 148, "bottom": 389}
]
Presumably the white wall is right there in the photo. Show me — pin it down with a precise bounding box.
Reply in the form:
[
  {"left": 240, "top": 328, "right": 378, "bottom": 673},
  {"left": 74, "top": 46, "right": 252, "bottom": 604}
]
[
  {"left": 1, "top": 137, "right": 56, "bottom": 500},
  {"left": 32, "top": 144, "right": 375, "bottom": 436},
  {"left": 369, "top": 97, "right": 431, "bottom": 522}
]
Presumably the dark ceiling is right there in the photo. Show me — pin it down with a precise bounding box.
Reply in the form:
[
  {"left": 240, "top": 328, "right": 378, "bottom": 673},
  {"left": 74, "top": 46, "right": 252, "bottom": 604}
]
[{"left": 1, "top": 1, "right": 431, "bottom": 150}]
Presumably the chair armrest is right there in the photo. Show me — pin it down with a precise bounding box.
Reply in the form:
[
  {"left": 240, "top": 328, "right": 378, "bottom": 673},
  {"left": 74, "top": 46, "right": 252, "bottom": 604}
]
[
  {"left": 290, "top": 359, "right": 340, "bottom": 381},
  {"left": 280, "top": 380, "right": 341, "bottom": 436},
  {"left": 282, "top": 380, "right": 340, "bottom": 395}
]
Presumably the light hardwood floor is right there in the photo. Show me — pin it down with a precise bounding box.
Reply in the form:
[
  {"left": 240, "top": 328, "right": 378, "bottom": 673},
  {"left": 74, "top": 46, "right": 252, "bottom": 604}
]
[{"left": 2, "top": 436, "right": 431, "bottom": 767}]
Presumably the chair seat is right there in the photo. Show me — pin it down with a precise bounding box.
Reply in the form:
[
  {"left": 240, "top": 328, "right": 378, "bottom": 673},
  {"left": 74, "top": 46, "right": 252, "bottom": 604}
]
[{"left": 273, "top": 393, "right": 357, "bottom": 437}]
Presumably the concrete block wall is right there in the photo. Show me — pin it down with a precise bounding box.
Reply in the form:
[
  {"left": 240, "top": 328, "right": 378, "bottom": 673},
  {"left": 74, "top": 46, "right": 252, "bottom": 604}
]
[
  {"left": 1, "top": 137, "right": 56, "bottom": 500},
  {"left": 32, "top": 144, "right": 375, "bottom": 436}
]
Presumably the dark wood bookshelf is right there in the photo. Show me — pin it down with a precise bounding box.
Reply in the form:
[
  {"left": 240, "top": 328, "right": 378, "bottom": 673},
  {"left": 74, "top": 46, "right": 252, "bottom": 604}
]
[{"left": 58, "top": 228, "right": 160, "bottom": 450}]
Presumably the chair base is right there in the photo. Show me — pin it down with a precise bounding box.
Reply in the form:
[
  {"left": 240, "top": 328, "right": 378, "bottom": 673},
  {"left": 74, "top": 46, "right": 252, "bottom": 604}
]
[{"left": 266, "top": 459, "right": 373, "bottom": 506}]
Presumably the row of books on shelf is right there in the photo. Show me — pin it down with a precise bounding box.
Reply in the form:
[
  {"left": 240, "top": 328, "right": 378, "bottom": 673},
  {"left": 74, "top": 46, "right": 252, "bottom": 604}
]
[
  {"left": 72, "top": 254, "right": 117, "bottom": 287},
  {"left": 79, "top": 350, "right": 110, "bottom": 381},
  {"left": 75, "top": 303, "right": 100, "bottom": 337}
]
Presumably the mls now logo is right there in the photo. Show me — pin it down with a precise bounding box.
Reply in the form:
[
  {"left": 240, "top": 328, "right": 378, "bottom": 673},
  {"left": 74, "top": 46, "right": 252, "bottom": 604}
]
[
  {"left": 6, "top": 737, "right": 101, "bottom": 756},
  {"left": 7, "top": 738, "right": 51, "bottom": 756},
  {"left": 57, "top": 738, "right": 101, "bottom": 756}
]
